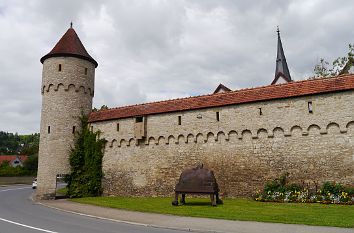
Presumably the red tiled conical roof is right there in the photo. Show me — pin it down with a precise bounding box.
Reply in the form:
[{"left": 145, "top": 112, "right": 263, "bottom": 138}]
[{"left": 40, "top": 27, "right": 98, "bottom": 67}]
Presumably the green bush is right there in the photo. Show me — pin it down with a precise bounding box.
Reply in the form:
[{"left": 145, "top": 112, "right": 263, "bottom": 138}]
[
  {"left": 0, "top": 160, "right": 34, "bottom": 176},
  {"left": 286, "top": 183, "right": 302, "bottom": 192},
  {"left": 23, "top": 154, "right": 38, "bottom": 174},
  {"left": 346, "top": 187, "right": 354, "bottom": 195},
  {"left": 320, "top": 181, "right": 344, "bottom": 196},
  {"left": 65, "top": 115, "right": 106, "bottom": 198},
  {"left": 263, "top": 173, "right": 290, "bottom": 193}
]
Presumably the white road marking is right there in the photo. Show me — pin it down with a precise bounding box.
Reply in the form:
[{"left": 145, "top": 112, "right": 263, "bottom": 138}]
[
  {"left": 0, "top": 186, "right": 57, "bottom": 232},
  {"left": 0, "top": 217, "right": 58, "bottom": 233},
  {"left": 0, "top": 187, "right": 30, "bottom": 192}
]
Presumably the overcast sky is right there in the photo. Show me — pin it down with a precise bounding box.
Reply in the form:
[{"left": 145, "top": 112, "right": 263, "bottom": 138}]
[{"left": 0, "top": 0, "right": 353, "bottom": 134}]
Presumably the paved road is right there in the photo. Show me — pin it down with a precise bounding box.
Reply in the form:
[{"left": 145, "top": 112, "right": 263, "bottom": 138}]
[{"left": 0, "top": 185, "right": 186, "bottom": 233}]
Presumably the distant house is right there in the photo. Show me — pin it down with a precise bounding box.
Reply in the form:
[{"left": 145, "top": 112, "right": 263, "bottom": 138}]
[
  {"left": 213, "top": 83, "right": 232, "bottom": 94},
  {"left": 0, "top": 155, "right": 28, "bottom": 167}
]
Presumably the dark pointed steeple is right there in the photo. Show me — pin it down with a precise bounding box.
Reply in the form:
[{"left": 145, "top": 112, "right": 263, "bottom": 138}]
[{"left": 271, "top": 27, "right": 292, "bottom": 85}]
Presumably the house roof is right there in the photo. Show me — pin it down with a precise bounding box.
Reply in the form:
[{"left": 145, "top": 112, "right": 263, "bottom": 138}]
[
  {"left": 213, "top": 83, "right": 232, "bottom": 93},
  {"left": 40, "top": 27, "right": 98, "bottom": 67},
  {"left": 0, "top": 155, "right": 28, "bottom": 164},
  {"left": 88, "top": 74, "right": 354, "bottom": 123}
]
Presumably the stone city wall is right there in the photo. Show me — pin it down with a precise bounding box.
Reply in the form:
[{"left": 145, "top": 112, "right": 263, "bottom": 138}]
[{"left": 92, "top": 90, "right": 354, "bottom": 197}]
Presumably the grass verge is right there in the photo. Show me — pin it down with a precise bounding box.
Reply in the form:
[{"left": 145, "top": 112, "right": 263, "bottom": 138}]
[
  {"left": 56, "top": 187, "right": 68, "bottom": 195},
  {"left": 71, "top": 197, "right": 354, "bottom": 228}
]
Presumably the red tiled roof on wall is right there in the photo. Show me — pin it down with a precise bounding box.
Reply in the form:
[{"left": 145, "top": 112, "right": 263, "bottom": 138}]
[{"left": 89, "top": 74, "right": 354, "bottom": 123}]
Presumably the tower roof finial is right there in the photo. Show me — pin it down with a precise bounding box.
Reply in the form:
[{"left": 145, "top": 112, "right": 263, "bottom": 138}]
[
  {"left": 70, "top": 22, "right": 73, "bottom": 28},
  {"left": 277, "top": 25, "right": 280, "bottom": 35}
]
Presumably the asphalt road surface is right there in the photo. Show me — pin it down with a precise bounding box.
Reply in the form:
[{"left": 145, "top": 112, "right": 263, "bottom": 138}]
[{"left": 0, "top": 185, "right": 186, "bottom": 233}]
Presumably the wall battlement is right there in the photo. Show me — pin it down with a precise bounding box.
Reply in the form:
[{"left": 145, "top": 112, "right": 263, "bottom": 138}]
[
  {"left": 107, "top": 121, "right": 353, "bottom": 148},
  {"left": 41, "top": 83, "right": 94, "bottom": 96}
]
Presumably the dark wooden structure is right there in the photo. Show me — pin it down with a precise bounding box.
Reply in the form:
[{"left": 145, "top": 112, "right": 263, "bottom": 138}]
[{"left": 172, "top": 165, "right": 223, "bottom": 206}]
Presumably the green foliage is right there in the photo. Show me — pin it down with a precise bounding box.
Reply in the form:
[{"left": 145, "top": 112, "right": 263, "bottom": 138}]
[
  {"left": 264, "top": 172, "right": 289, "bottom": 193},
  {"left": 0, "top": 131, "right": 39, "bottom": 155},
  {"left": 313, "top": 44, "right": 354, "bottom": 78},
  {"left": 66, "top": 115, "right": 106, "bottom": 198},
  {"left": 20, "top": 134, "right": 40, "bottom": 155},
  {"left": 23, "top": 154, "right": 38, "bottom": 175},
  {"left": 0, "top": 160, "right": 31, "bottom": 176},
  {"left": 0, "top": 131, "right": 39, "bottom": 176},
  {"left": 0, "top": 132, "right": 21, "bottom": 154},
  {"left": 320, "top": 181, "right": 344, "bottom": 196},
  {"left": 286, "top": 183, "right": 302, "bottom": 192}
]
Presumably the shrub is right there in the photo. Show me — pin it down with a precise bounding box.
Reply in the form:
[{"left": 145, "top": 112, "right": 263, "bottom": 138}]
[
  {"left": 264, "top": 172, "right": 289, "bottom": 193},
  {"left": 65, "top": 115, "right": 106, "bottom": 198},
  {"left": 0, "top": 160, "right": 33, "bottom": 176},
  {"left": 320, "top": 181, "right": 344, "bottom": 196},
  {"left": 286, "top": 183, "right": 302, "bottom": 192}
]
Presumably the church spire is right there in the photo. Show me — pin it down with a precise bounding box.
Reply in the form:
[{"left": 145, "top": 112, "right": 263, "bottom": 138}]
[{"left": 271, "top": 26, "right": 292, "bottom": 85}]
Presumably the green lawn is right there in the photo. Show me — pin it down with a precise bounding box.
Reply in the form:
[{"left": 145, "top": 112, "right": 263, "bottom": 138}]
[{"left": 71, "top": 197, "right": 354, "bottom": 228}]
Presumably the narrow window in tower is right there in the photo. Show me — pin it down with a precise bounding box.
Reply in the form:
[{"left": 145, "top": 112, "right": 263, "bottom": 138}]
[
  {"left": 85, "top": 68, "right": 88, "bottom": 75},
  {"left": 116, "top": 123, "right": 119, "bottom": 132},
  {"left": 216, "top": 111, "right": 220, "bottom": 121},
  {"left": 72, "top": 126, "right": 76, "bottom": 134},
  {"left": 178, "top": 116, "right": 182, "bottom": 125},
  {"left": 48, "top": 126, "right": 51, "bottom": 134},
  {"left": 308, "top": 101, "right": 313, "bottom": 113},
  {"left": 58, "top": 64, "right": 62, "bottom": 72},
  {"left": 259, "top": 108, "right": 263, "bottom": 115}
]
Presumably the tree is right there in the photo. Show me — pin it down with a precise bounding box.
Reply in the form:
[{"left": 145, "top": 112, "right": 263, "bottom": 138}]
[
  {"left": 23, "top": 154, "right": 38, "bottom": 175},
  {"left": 313, "top": 44, "right": 354, "bottom": 78},
  {"left": 66, "top": 115, "right": 106, "bottom": 198},
  {"left": 92, "top": 105, "right": 109, "bottom": 112}
]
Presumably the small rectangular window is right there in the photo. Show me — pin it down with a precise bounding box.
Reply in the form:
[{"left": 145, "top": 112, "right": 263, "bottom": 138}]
[
  {"left": 259, "top": 108, "right": 263, "bottom": 115},
  {"left": 48, "top": 126, "right": 51, "bottom": 134},
  {"left": 308, "top": 101, "right": 313, "bottom": 113},
  {"left": 216, "top": 112, "right": 220, "bottom": 121},
  {"left": 116, "top": 123, "right": 119, "bottom": 132},
  {"left": 90, "top": 126, "right": 93, "bottom": 132},
  {"left": 178, "top": 116, "right": 182, "bottom": 125},
  {"left": 72, "top": 126, "right": 76, "bottom": 134},
  {"left": 58, "top": 64, "right": 62, "bottom": 72},
  {"left": 136, "top": 116, "right": 143, "bottom": 123},
  {"left": 85, "top": 68, "right": 88, "bottom": 75}
]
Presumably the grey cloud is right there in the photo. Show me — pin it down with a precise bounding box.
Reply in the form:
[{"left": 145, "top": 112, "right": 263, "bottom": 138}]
[{"left": 0, "top": 0, "right": 353, "bottom": 134}]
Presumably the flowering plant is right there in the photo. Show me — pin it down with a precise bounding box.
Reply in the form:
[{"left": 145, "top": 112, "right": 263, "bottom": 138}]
[{"left": 254, "top": 176, "right": 354, "bottom": 205}]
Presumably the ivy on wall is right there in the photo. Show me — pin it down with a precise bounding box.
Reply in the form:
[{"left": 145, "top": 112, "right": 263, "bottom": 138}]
[{"left": 66, "top": 115, "right": 106, "bottom": 198}]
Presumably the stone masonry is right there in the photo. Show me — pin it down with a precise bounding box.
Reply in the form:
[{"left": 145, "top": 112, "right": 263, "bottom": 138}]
[
  {"left": 92, "top": 90, "right": 354, "bottom": 197},
  {"left": 36, "top": 57, "right": 95, "bottom": 199}
]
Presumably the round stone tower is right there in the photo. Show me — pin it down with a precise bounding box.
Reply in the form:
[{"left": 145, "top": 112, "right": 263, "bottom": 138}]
[{"left": 37, "top": 26, "right": 98, "bottom": 199}]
